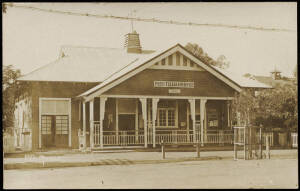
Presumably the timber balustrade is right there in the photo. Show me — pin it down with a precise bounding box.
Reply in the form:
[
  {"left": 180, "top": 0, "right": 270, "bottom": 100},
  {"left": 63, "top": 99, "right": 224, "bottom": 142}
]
[
  {"left": 92, "top": 122, "right": 275, "bottom": 147},
  {"left": 92, "top": 121, "right": 238, "bottom": 147}
]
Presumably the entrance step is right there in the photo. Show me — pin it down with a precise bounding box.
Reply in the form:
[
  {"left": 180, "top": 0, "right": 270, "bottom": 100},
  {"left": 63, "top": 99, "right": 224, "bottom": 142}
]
[
  {"left": 92, "top": 150, "right": 135, "bottom": 153},
  {"left": 91, "top": 146, "right": 144, "bottom": 152}
]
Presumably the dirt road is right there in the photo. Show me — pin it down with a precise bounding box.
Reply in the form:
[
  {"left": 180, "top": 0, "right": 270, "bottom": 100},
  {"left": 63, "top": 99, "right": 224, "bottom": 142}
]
[{"left": 4, "top": 157, "right": 298, "bottom": 189}]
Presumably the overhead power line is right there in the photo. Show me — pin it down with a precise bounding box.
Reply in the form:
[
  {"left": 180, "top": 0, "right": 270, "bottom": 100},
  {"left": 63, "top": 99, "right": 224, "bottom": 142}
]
[{"left": 5, "top": 3, "right": 294, "bottom": 32}]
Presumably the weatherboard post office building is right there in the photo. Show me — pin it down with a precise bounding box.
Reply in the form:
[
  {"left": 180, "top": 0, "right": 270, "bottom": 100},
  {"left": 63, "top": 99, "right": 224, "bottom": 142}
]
[{"left": 15, "top": 31, "right": 269, "bottom": 151}]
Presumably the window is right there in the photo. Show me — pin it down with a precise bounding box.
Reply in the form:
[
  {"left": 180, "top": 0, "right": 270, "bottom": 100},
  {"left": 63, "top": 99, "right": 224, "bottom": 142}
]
[
  {"left": 55, "top": 115, "right": 68, "bottom": 134},
  {"left": 161, "top": 58, "right": 165, "bottom": 65},
  {"left": 168, "top": 110, "right": 175, "bottom": 126},
  {"left": 157, "top": 108, "right": 175, "bottom": 128},
  {"left": 41, "top": 116, "right": 52, "bottom": 135},
  {"left": 159, "top": 110, "right": 167, "bottom": 126}
]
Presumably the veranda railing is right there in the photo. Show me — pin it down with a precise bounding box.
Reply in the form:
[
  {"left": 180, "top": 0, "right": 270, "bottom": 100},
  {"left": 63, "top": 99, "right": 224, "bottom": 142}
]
[{"left": 93, "top": 121, "right": 235, "bottom": 146}]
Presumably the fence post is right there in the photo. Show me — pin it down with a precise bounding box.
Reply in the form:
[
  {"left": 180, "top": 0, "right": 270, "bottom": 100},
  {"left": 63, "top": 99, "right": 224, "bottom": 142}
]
[
  {"left": 196, "top": 140, "right": 200, "bottom": 158},
  {"left": 248, "top": 127, "right": 252, "bottom": 159},
  {"left": 234, "top": 128, "right": 237, "bottom": 160},
  {"left": 244, "top": 128, "right": 247, "bottom": 160},
  {"left": 266, "top": 135, "right": 270, "bottom": 159},
  {"left": 259, "top": 128, "right": 262, "bottom": 159},
  {"left": 161, "top": 140, "right": 165, "bottom": 159}
]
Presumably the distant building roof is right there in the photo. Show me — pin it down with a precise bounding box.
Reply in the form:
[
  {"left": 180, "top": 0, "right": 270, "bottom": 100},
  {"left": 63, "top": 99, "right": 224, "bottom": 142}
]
[
  {"left": 252, "top": 75, "right": 295, "bottom": 87},
  {"left": 211, "top": 67, "right": 272, "bottom": 89}
]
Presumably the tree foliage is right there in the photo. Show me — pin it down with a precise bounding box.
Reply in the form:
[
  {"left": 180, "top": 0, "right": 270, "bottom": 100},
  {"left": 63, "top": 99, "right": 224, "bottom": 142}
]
[
  {"left": 231, "top": 89, "right": 257, "bottom": 126},
  {"left": 255, "top": 83, "right": 298, "bottom": 130},
  {"left": 231, "top": 82, "right": 298, "bottom": 131},
  {"left": 185, "top": 43, "right": 230, "bottom": 69},
  {"left": 2, "top": 65, "right": 22, "bottom": 131}
]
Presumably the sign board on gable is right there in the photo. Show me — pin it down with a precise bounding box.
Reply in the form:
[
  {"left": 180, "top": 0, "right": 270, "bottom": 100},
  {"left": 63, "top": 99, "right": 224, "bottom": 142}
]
[{"left": 154, "top": 81, "right": 194, "bottom": 88}]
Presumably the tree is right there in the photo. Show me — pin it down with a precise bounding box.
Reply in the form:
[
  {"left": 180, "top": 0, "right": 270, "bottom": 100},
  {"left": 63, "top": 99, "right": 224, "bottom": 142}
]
[
  {"left": 255, "top": 83, "right": 298, "bottom": 130},
  {"left": 185, "top": 43, "right": 230, "bottom": 69},
  {"left": 230, "top": 81, "right": 298, "bottom": 132},
  {"left": 185, "top": 43, "right": 204, "bottom": 57},
  {"left": 215, "top": 55, "right": 230, "bottom": 69},
  {"left": 231, "top": 89, "right": 258, "bottom": 126},
  {"left": 2, "top": 65, "right": 22, "bottom": 131}
]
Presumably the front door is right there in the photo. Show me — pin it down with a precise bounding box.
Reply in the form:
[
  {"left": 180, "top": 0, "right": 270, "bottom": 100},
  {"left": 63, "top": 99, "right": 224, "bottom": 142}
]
[
  {"left": 118, "top": 114, "right": 135, "bottom": 145},
  {"left": 41, "top": 115, "right": 69, "bottom": 148}
]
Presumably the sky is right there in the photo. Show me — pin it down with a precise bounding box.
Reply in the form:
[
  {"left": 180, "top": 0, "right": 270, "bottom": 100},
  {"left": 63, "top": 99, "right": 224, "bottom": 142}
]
[{"left": 3, "top": 2, "right": 297, "bottom": 77}]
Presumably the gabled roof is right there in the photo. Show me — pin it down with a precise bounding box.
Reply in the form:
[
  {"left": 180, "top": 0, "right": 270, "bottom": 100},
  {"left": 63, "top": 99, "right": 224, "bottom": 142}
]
[
  {"left": 18, "top": 46, "right": 156, "bottom": 82},
  {"left": 18, "top": 43, "right": 271, "bottom": 101},
  {"left": 80, "top": 44, "right": 272, "bottom": 101}
]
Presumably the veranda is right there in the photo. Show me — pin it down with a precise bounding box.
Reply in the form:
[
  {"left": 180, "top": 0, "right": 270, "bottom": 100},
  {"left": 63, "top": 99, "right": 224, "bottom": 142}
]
[{"left": 80, "top": 96, "right": 235, "bottom": 149}]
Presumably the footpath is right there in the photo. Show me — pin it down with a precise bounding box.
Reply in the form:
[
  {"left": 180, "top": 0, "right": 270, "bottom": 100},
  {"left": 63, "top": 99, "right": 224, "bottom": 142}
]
[{"left": 3, "top": 149, "right": 297, "bottom": 170}]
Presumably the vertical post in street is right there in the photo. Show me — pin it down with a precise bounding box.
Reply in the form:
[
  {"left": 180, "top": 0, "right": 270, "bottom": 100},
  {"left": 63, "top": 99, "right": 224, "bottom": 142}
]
[
  {"left": 234, "top": 128, "right": 237, "bottom": 160},
  {"left": 259, "top": 127, "right": 262, "bottom": 159},
  {"left": 249, "top": 126, "right": 252, "bottom": 159},
  {"left": 266, "top": 135, "right": 270, "bottom": 159},
  {"left": 161, "top": 140, "right": 165, "bottom": 159},
  {"left": 244, "top": 127, "right": 247, "bottom": 160},
  {"left": 196, "top": 140, "right": 200, "bottom": 158}
]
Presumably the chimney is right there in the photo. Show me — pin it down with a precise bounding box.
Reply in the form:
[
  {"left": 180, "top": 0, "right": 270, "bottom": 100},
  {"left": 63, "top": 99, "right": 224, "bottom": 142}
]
[{"left": 124, "top": 30, "right": 142, "bottom": 53}]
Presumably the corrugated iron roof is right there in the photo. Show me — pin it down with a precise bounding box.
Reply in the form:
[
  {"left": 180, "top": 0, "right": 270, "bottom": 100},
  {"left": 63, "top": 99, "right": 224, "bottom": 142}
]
[
  {"left": 18, "top": 46, "right": 156, "bottom": 82},
  {"left": 79, "top": 44, "right": 272, "bottom": 98},
  {"left": 18, "top": 43, "right": 272, "bottom": 97},
  {"left": 78, "top": 45, "right": 172, "bottom": 97}
]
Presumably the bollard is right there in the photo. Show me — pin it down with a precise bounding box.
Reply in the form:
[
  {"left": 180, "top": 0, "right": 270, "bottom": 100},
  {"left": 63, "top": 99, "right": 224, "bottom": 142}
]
[
  {"left": 196, "top": 141, "right": 200, "bottom": 158},
  {"left": 244, "top": 128, "right": 247, "bottom": 160},
  {"left": 161, "top": 140, "right": 165, "bottom": 159},
  {"left": 259, "top": 128, "right": 262, "bottom": 159},
  {"left": 266, "top": 135, "right": 270, "bottom": 159},
  {"left": 234, "top": 128, "right": 237, "bottom": 160}
]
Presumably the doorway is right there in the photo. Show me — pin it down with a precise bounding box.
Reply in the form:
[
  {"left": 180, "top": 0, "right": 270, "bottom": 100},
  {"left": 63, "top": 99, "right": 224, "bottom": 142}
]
[
  {"left": 41, "top": 115, "right": 69, "bottom": 148},
  {"left": 118, "top": 114, "right": 135, "bottom": 134}
]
